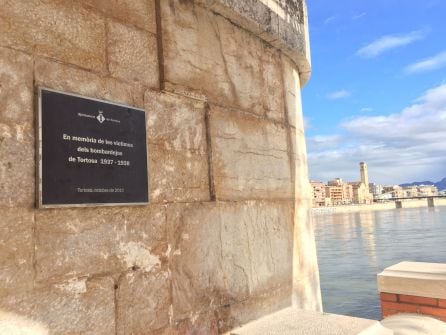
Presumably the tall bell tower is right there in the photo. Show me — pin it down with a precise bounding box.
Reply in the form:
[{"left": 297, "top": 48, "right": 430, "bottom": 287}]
[{"left": 360, "top": 161, "right": 369, "bottom": 186}]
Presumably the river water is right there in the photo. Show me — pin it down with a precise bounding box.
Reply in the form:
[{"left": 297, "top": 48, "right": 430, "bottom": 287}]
[{"left": 313, "top": 206, "right": 446, "bottom": 320}]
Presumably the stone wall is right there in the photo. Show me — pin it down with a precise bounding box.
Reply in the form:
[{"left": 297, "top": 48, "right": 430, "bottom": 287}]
[{"left": 0, "top": 0, "right": 321, "bottom": 334}]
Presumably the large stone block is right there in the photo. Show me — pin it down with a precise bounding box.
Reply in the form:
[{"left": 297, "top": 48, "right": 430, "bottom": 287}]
[
  {"left": 117, "top": 270, "right": 170, "bottom": 335},
  {"left": 0, "top": 123, "right": 34, "bottom": 207},
  {"left": 35, "top": 57, "right": 144, "bottom": 108},
  {"left": 213, "top": 14, "right": 285, "bottom": 121},
  {"left": 168, "top": 201, "right": 293, "bottom": 321},
  {"left": 107, "top": 20, "right": 158, "bottom": 88},
  {"left": 161, "top": 0, "right": 285, "bottom": 121},
  {"left": 0, "top": 47, "right": 33, "bottom": 124},
  {"left": 0, "top": 208, "right": 34, "bottom": 296},
  {"left": 146, "top": 91, "right": 207, "bottom": 153},
  {"left": 145, "top": 91, "right": 210, "bottom": 203},
  {"left": 0, "top": 0, "right": 106, "bottom": 72},
  {"left": 0, "top": 277, "right": 115, "bottom": 335},
  {"left": 35, "top": 206, "right": 167, "bottom": 283},
  {"left": 149, "top": 147, "right": 210, "bottom": 203},
  {"left": 82, "top": 0, "right": 156, "bottom": 33},
  {"left": 210, "top": 106, "right": 292, "bottom": 200}
]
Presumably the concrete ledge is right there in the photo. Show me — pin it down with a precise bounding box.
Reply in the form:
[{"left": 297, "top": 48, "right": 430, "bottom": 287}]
[
  {"left": 378, "top": 262, "right": 446, "bottom": 299},
  {"left": 382, "top": 314, "right": 446, "bottom": 335},
  {"left": 229, "top": 307, "right": 393, "bottom": 335}
]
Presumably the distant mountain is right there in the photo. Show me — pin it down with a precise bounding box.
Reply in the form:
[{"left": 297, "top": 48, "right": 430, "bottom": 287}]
[
  {"left": 435, "top": 178, "right": 446, "bottom": 191},
  {"left": 400, "top": 178, "right": 446, "bottom": 191}
]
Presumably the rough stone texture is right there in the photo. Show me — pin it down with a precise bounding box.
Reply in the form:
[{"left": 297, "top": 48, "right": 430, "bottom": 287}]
[
  {"left": 145, "top": 91, "right": 210, "bottom": 203},
  {"left": 34, "top": 57, "right": 145, "bottom": 108},
  {"left": 117, "top": 270, "right": 170, "bottom": 335},
  {"left": 210, "top": 106, "right": 292, "bottom": 200},
  {"left": 0, "top": 208, "right": 34, "bottom": 296},
  {"left": 168, "top": 201, "right": 293, "bottom": 321},
  {"left": 0, "top": 277, "right": 115, "bottom": 335},
  {"left": 0, "top": 48, "right": 35, "bottom": 208},
  {"left": 293, "top": 198, "right": 322, "bottom": 311},
  {"left": 82, "top": 0, "right": 156, "bottom": 33},
  {"left": 188, "top": 0, "right": 311, "bottom": 86},
  {"left": 292, "top": 128, "right": 311, "bottom": 199},
  {"left": 149, "top": 148, "right": 210, "bottom": 203},
  {"left": 157, "top": 311, "right": 219, "bottom": 335},
  {"left": 0, "top": 47, "right": 33, "bottom": 124},
  {"left": 217, "top": 286, "right": 293, "bottom": 333},
  {"left": 107, "top": 20, "right": 158, "bottom": 89},
  {"left": 282, "top": 55, "right": 305, "bottom": 129},
  {"left": 0, "top": 123, "right": 34, "bottom": 208},
  {"left": 34, "top": 206, "right": 167, "bottom": 283},
  {"left": 161, "top": 0, "right": 285, "bottom": 121},
  {"left": 0, "top": 0, "right": 106, "bottom": 72}
]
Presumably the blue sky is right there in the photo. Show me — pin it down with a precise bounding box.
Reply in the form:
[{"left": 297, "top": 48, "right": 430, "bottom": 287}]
[{"left": 303, "top": 0, "right": 446, "bottom": 185}]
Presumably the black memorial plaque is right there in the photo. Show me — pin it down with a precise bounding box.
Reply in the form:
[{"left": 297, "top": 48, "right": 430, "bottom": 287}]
[{"left": 38, "top": 88, "right": 149, "bottom": 207}]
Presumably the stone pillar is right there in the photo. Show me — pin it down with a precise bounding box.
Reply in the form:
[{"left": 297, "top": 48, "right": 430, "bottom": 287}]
[
  {"left": 428, "top": 197, "right": 435, "bottom": 207},
  {"left": 0, "top": 0, "right": 320, "bottom": 334},
  {"left": 378, "top": 262, "right": 446, "bottom": 322}
]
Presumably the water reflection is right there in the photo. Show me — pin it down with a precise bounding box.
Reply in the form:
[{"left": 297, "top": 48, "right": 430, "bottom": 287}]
[{"left": 313, "top": 207, "right": 446, "bottom": 320}]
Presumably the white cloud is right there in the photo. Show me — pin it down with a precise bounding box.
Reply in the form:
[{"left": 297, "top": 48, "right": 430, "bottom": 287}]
[
  {"left": 356, "top": 29, "right": 428, "bottom": 58},
  {"left": 308, "top": 84, "right": 446, "bottom": 184},
  {"left": 352, "top": 12, "right": 366, "bottom": 20},
  {"left": 360, "top": 107, "right": 373, "bottom": 113},
  {"left": 405, "top": 51, "right": 446, "bottom": 73},
  {"left": 326, "top": 90, "right": 351, "bottom": 100},
  {"left": 307, "top": 135, "right": 343, "bottom": 151},
  {"left": 324, "top": 16, "right": 336, "bottom": 25}
]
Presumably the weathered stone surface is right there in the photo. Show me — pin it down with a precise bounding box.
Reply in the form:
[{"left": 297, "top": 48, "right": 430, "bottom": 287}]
[
  {"left": 0, "top": 47, "right": 33, "bottom": 124},
  {"left": 145, "top": 91, "right": 210, "bottom": 203},
  {"left": 35, "top": 206, "right": 167, "bottom": 283},
  {"left": 149, "top": 147, "right": 210, "bottom": 203},
  {"left": 0, "top": 123, "right": 34, "bottom": 207},
  {"left": 0, "top": 47, "right": 35, "bottom": 207},
  {"left": 293, "top": 198, "right": 322, "bottom": 311},
  {"left": 162, "top": 0, "right": 285, "bottom": 121},
  {"left": 281, "top": 55, "right": 304, "bottom": 129},
  {"left": 210, "top": 106, "right": 292, "bottom": 200},
  {"left": 214, "top": 15, "right": 285, "bottom": 121},
  {"left": 0, "top": 0, "right": 106, "bottom": 72},
  {"left": 194, "top": 0, "right": 310, "bottom": 86},
  {"left": 146, "top": 91, "right": 207, "bottom": 153},
  {"left": 117, "top": 270, "right": 170, "bottom": 335},
  {"left": 217, "top": 285, "right": 292, "bottom": 333},
  {"left": 0, "top": 277, "right": 115, "bottom": 335},
  {"left": 291, "top": 128, "right": 311, "bottom": 200},
  {"left": 168, "top": 201, "right": 293, "bottom": 321},
  {"left": 34, "top": 57, "right": 144, "bottom": 108},
  {"left": 107, "top": 20, "right": 158, "bottom": 88},
  {"left": 0, "top": 208, "right": 34, "bottom": 295},
  {"left": 161, "top": 311, "right": 219, "bottom": 335},
  {"left": 82, "top": 0, "right": 156, "bottom": 33}
]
